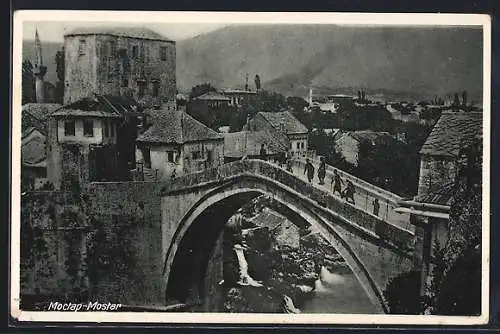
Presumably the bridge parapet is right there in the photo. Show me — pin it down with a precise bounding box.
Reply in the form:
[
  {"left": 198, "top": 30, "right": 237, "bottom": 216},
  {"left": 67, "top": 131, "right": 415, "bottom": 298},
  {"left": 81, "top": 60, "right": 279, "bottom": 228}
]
[{"left": 162, "top": 159, "right": 414, "bottom": 252}]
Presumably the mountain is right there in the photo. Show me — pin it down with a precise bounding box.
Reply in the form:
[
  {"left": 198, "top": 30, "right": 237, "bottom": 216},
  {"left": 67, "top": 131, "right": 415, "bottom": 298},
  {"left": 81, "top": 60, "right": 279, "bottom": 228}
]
[
  {"left": 21, "top": 24, "right": 484, "bottom": 103},
  {"left": 176, "top": 25, "right": 483, "bottom": 102}
]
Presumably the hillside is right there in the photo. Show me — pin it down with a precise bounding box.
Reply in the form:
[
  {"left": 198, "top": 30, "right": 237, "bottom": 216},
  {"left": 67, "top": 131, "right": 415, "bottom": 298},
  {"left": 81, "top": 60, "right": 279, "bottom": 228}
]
[
  {"left": 176, "top": 25, "right": 483, "bottom": 102},
  {"left": 21, "top": 24, "right": 483, "bottom": 102}
]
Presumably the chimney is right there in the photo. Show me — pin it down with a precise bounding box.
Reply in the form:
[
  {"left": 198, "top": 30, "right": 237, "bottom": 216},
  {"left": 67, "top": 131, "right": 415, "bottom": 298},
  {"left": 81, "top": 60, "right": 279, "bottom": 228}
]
[{"left": 33, "top": 28, "right": 47, "bottom": 103}]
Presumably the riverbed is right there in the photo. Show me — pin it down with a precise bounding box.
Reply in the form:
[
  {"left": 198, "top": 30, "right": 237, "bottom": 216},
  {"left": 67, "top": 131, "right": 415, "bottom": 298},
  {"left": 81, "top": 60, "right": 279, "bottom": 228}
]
[{"left": 301, "top": 265, "right": 381, "bottom": 314}]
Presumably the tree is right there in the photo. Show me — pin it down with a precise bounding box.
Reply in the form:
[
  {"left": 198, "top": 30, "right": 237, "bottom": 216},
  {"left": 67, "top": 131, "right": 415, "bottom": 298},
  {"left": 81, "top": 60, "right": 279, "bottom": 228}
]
[
  {"left": 189, "top": 83, "right": 217, "bottom": 99},
  {"left": 254, "top": 74, "right": 261, "bottom": 91},
  {"left": 453, "top": 93, "right": 460, "bottom": 106},
  {"left": 22, "top": 59, "right": 35, "bottom": 104},
  {"left": 55, "top": 47, "right": 65, "bottom": 104},
  {"left": 462, "top": 90, "right": 468, "bottom": 109}
]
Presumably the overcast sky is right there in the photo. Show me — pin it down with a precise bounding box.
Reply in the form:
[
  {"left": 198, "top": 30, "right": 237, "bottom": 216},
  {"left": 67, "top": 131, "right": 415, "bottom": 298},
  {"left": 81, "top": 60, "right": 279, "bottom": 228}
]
[{"left": 23, "top": 21, "right": 228, "bottom": 42}]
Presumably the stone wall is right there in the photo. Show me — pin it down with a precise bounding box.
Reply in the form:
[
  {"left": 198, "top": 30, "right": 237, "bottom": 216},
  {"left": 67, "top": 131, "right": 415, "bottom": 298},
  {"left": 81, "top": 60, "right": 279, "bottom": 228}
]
[
  {"left": 64, "top": 34, "right": 176, "bottom": 104},
  {"left": 85, "top": 181, "right": 167, "bottom": 305}
]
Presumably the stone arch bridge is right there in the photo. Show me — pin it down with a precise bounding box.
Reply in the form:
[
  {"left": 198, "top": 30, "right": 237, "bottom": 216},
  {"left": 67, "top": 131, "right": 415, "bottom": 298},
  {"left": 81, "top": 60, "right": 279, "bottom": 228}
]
[{"left": 160, "top": 159, "right": 423, "bottom": 313}]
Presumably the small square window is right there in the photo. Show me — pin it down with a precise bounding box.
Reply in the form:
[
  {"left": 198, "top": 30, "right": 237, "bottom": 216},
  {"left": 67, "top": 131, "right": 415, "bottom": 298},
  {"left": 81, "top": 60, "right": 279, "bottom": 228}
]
[
  {"left": 167, "top": 151, "right": 175, "bottom": 163},
  {"left": 78, "top": 39, "right": 86, "bottom": 55},
  {"left": 160, "top": 46, "right": 168, "bottom": 61},
  {"left": 64, "top": 120, "right": 75, "bottom": 136},
  {"left": 192, "top": 151, "right": 201, "bottom": 159},
  {"left": 83, "top": 120, "right": 94, "bottom": 137},
  {"left": 296, "top": 142, "right": 300, "bottom": 149}
]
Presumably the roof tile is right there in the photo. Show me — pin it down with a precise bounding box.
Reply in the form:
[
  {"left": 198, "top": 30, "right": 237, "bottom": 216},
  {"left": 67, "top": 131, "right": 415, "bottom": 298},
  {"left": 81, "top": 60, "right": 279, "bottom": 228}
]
[{"left": 259, "top": 111, "right": 308, "bottom": 135}]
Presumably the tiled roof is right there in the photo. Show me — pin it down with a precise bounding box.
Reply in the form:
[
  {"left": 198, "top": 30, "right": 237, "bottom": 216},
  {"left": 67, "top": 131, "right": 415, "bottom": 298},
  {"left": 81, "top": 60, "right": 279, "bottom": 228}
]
[
  {"left": 420, "top": 112, "right": 482, "bottom": 157},
  {"left": 137, "top": 109, "right": 223, "bottom": 144},
  {"left": 350, "top": 130, "right": 392, "bottom": 143},
  {"left": 52, "top": 94, "right": 139, "bottom": 118},
  {"left": 259, "top": 111, "right": 308, "bottom": 135},
  {"left": 249, "top": 210, "right": 288, "bottom": 231},
  {"left": 224, "top": 130, "right": 289, "bottom": 158},
  {"left": 22, "top": 129, "right": 46, "bottom": 165},
  {"left": 22, "top": 103, "right": 62, "bottom": 123},
  {"left": 194, "top": 92, "right": 231, "bottom": 101},
  {"left": 414, "top": 182, "right": 456, "bottom": 206},
  {"left": 65, "top": 27, "right": 173, "bottom": 42}
]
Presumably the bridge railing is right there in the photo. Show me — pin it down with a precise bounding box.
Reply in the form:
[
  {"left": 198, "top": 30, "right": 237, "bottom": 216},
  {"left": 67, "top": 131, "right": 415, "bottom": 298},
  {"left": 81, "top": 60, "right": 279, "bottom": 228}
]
[
  {"left": 291, "top": 158, "right": 413, "bottom": 232},
  {"left": 164, "top": 159, "right": 415, "bottom": 251}
]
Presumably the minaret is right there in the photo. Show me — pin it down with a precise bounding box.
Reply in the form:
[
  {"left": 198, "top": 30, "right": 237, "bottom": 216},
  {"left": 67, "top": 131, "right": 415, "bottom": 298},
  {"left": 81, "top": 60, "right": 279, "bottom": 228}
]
[
  {"left": 33, "top": 28, "right": 47, "bottom": 103},
  {"left": 308, "top": 87, "right": 313, "bottom": 106}
]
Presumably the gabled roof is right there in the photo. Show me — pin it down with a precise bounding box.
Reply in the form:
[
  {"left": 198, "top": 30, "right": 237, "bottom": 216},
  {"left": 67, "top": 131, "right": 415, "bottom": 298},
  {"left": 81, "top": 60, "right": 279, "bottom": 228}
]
[
  {"left": 194, "top": 92, "right": 231, "bottom": 101},
  {"left": 414, "top": 182, "right": 456, "bottom": 206},
  {"left": 349, "top": 130, "right": 392, "bottom": 143},
  {"left": 224, "top": 129, "right": 289, "bottom": 158},
  {"left": 137, "top": 109, "right": 223, "bottom": 144},
  {"left": 420, "top": 112, "right": 482, "bottom": 157},
  {"left": 51, "top": 94, "right": 139, "bottom": 118},
  {"left": 22, "top": 130, "right": 46, "bottom": 166},
  {"left": 249, "top": 210, "right": 290, "bottom": 231},
  {"left": 258, "top": 111, "right": 308, "bottom": 135},
  {"left": 65, "top": 27, "right": 173, "bottom": 42},
  {"left": 22, "top": 103, "right": 62, "bottom": 126}
]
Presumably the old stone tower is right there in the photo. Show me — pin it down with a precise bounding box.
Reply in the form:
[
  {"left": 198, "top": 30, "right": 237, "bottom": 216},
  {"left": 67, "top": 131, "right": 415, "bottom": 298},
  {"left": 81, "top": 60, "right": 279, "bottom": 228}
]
[
  {"left": 33, "top": 28, "right": 47, "bottom": 103},
  {"left": 63, "top": 27, "right": 176, "bottom": 106}
]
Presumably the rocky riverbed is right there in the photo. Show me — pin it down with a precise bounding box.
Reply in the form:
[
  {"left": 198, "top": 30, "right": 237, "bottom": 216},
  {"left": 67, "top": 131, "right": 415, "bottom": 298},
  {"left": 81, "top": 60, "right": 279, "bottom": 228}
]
[{"left": 221, "top": 210, "right": 346, "bottom": 313}]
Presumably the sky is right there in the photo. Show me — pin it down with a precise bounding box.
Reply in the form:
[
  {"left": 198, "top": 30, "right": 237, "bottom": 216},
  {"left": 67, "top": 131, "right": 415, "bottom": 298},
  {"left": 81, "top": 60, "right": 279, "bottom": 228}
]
[{"left": 22, "top": 21, "right": 228, "bottom": 42}]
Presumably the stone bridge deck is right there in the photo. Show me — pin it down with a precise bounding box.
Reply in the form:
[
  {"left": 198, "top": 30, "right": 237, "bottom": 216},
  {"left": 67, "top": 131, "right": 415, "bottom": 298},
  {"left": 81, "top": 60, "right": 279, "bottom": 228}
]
[
  {"left": 163, "top": 159, "right": 415, "bottom": 253},
  {"left": 290, "top": 158, "right": 413, "bottom": 232}
]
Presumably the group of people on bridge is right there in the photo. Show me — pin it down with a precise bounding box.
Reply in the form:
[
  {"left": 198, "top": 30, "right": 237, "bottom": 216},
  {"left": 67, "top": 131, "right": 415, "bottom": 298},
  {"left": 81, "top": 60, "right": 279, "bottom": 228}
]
[
  {"left": 258, "top": 144, "right": 382, "bottom": 217},
  {"left": 303, "top": 157, "right": 356, "bottom": 205}
]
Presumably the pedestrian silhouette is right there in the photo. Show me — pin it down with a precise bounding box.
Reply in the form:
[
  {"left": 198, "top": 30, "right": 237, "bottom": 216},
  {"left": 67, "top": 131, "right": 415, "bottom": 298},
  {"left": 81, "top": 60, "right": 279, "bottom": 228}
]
[
  {"left": 372, "top": 198, "right": 380, "bottom": 216},
  {"left": 260, "top": 144, "right": 267, "bottom": 161},
  {"left": 317, "top": 157, "right": 326, "bottom": 185},
  {"left": 331, "top": 170, "right": 343, "bottom": 196},
  {"left": 343, "top": 180, "right": 356, "bottom": 204},
  {"left": 304, "top": 158, "right": 315, "bottom": 183}
]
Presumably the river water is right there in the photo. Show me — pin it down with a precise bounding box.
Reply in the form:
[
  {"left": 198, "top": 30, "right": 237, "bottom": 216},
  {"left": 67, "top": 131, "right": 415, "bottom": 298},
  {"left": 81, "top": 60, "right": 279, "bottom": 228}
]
[{"left": 301, "top": 265, "right": 381, "bottom": 314}]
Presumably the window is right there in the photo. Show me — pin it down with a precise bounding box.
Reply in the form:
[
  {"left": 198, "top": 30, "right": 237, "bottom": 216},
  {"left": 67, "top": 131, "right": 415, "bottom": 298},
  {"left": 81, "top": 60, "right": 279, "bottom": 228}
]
[
  {"left": 78, "top": 39, "right": 86, "bottom": 55},
  {"left": 137, "top": 80, "right": 147, "bottom": 98},
  {"left": 110, "top": 122, "right": 115, "bottom": 137},
  {"left": 192, "top": 151, "right": 201, "bottom": 159},
  {"left": 152, "top": 80, "right": 160, "bottom": 97},
  {"left": 160, "top": 46, "right": 168, "bottom": 61},
  {"left": 109, "top": 40, "right": 117, "bottom": 57},
  {"left": 121, "top": 77, "right": 129, "bottom": 88},
  {"left": 301, "top": 142, "right": 305, "bottom": 149},
  {"left": 167, "top": 151, "right": 175, "bottom": 163},
  {"left": 132, "top": 45, "right": 138, "bottom": 58},
  {"left": 103, "top": 119, "right": 109, "bottom": 137},
  {"left": 296, "top": 142, "right": 300, "bottom": 150},
  {"left": 64, "top": 120, "right": 75, "bottom": 136},
  {"left": 83, "top": 120, "right": 94, "bottom": 137}
]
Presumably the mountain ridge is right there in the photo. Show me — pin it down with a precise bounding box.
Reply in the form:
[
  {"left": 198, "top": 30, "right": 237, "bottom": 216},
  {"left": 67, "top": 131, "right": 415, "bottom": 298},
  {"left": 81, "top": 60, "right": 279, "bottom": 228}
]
[{"left": 21, "top": 24, "right": 483, "bottom": 103}]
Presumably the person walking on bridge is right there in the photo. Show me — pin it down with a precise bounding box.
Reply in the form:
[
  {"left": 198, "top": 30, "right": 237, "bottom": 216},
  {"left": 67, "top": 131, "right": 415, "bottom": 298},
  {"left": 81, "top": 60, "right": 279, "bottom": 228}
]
[
  {"left": 317, "top": 157, "right": 326, "bottom": 185},
  {"left": 372, "top": 198, "right": 380, "bottom": 216},
  {"left": 331, "top": 170, "right": 343, "bottom": 197},
  {"left": 304, "top": 158, "right": 315, "bottom": 183},
  {"left": 260, "top": 144, "right": 267, "bottom": 161},
  {"left": 343, "top": 180, "right": 356, "bottom": 205}
]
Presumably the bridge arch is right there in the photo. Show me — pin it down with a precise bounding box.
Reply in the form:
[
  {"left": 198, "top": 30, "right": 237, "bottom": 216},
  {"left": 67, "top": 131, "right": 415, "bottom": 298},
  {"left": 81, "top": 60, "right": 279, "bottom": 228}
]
[{"left": 162, "top": 175, "right": 389, "bottom": 313}]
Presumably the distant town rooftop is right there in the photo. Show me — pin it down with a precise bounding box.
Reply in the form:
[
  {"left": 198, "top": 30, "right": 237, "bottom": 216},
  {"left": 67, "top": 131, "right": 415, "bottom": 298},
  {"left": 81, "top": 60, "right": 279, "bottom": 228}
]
[
  {"left": 220, "top": 88, "right": 257, "bottom": 95},
  {"left": 420, "top": 112, "right": 482, "bottom": 157},
  {"left": 258, "top": 111, "right": 308, "bottom": 135},
  {"left": 194, "top": 92, "right": 231, "bottom": 101},
  {"left": 64, "top": 27, "right": 174, "bottom": 42}
]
